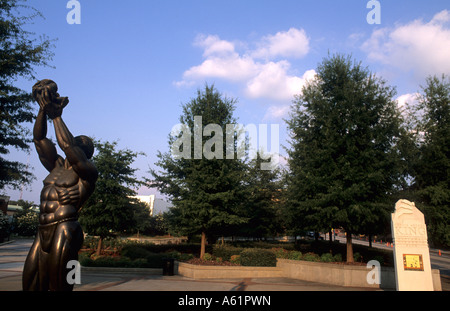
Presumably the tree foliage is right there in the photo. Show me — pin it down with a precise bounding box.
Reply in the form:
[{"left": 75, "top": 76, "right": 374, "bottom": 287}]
[
  {"left": 240, "top": 153, "right": 283, "bottom": 239},
  {"left": 0, "top": 0, "right": 55, "bottom": 190},
  {"left": 150, "top": 85, "right": 249, "bottom": 257},
  {"left": 409, "top": 74, "right": 450, "bottom": 247},
  {"left": 79, "top": 140, "right": 146, "bottom": 249},
  {"left": 285, "top": 54, "right": 405, "bottom": 261}
]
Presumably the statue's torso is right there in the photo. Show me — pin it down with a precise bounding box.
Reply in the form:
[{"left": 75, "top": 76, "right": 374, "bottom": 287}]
[{"left": 39, "top": 159, "right": 87, "bottom": 225}]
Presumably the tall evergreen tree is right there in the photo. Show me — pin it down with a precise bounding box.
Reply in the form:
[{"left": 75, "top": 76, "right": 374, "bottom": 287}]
[
  {"left": 410, "top": 74, "right": 449, "bottom": 247},
  {"left": 79, "top": 140, "right": 145, "bottom": 255},
  {"left": 150, "top": 85, "right": 248, "bottom": 258},
  {"left": 285, "top": 54, "right": 404, "bottom": 262},
  {"left": 240, "top": 153, "right": 282, "bottom": 239},
  {"left": 1, "top": 0, "right": 55, "bottom": 190}
]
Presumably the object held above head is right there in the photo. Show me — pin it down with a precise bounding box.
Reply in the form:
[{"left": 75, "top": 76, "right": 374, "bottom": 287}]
[{"left": 32, "top": 79, "right": 69, "bottom": 119}]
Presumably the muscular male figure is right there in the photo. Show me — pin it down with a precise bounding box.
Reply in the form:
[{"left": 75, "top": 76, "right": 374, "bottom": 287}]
[{"left": 23, "top": 80, "right": 98, "bottom": 291}]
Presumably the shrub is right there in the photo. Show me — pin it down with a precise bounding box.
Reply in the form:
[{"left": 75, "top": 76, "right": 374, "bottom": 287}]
[
  {"left": 289, "top": 251, "right": 303, "bottom": 260},
  {"left": 120, "top": 245, "right": 166, "bottom": 268},
  {"left": 230, "top": 255, "right": 240, "bottom": 265},
  {"left": 353, "top": 252, "right": 362, "bottom": 262},
  {"left": 271, "top": 247, "right": 290, "bottom": 259},
  {"left": 212, "top": 245, "right": 244, "bottom": 261},
  {"left": 333, "top": 254, "right": 343, "bottom": 262},
  {"left": 179, "top": 253, "right": 194, "bottom": 261},
  {"left": 78, "top": 252, "right": 94, "bottom": 266},
  {"left": 121, "top": 245, "right": 152, "bottom": 260},
  {"left": 0, "top": 212, "right": 10, "bottom": 242},
  {"left": 203, "top": 253, "right": 214, "bottom": 261},
  {"left": 320, "top": 253, "right": 334, "bottom": 262},
  {"left": 145, "top": 253, "right": 165, "bottom": 268},
  {"left": 14, "top": 211, "right": 39, "bottom": 236},
  {"left": 302, "top": 252, "right": 320, "bottom": 262},
  {"left": 240, "top": 248, "right": 277, "bottom": 267}
]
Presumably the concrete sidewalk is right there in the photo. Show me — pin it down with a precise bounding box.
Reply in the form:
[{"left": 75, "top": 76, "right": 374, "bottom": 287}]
[
  {"left": 0, "top": 267, "right": 379, "bottom": 292},
  {"left": 74, "top": 270, "right": 377, "bottom": 291},
  {"left": 0, "top": 239, "right": 377, "bottom": 291}
]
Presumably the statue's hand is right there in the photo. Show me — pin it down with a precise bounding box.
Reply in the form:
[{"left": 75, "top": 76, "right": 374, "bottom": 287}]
[{"left": 37, "top": 89, "right": 69, "bottom": 119}]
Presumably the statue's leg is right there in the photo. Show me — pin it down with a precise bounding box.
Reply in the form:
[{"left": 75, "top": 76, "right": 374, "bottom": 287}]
[
  {"left": 23, "top": 231, "right": 51, "bottom": 291},
  {"left": 48, "top": 221, "right": 83, "bottom": 291},
  {"left": 22, "top": 234, "right": 41, "bottom": 291}
]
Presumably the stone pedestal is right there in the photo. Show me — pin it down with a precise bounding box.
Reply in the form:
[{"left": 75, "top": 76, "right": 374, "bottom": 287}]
[{"left": 391, "top": 199, "right": 434, "bottom": 291}]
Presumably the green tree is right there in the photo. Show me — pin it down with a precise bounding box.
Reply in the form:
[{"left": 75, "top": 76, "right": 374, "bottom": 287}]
[
  {"left": 150, "top": 85, "right": 248, "bottom": 258},
  {"left": 79, "top": 140, "right": 145, "bottom": 255},
  {"left": 0, "top": 211, "right": 11, "bottom": 242},
  {"left": 0, "top": 0, "right": 55, "bottom": 190},
  {"left": 410, "top": 74, "right": 450, "bottom": 248},
  {"left": 14, "top": 209, "right": 38, "bottom": 236},
  {"left": 285, "top": 54, "right": 405, "bottom": 262},
  {"left": 131, "top": 200, "right": 152, "bottom": 236},
  {"left": 240, "top": 152, "right": 282, "bottom": 239},
  {"left": 11, "top": 199, "right": 38, "bottom": 236}
]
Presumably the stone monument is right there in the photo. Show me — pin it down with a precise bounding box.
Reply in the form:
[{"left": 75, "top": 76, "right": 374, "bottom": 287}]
[
  {"left": 22, "top": 79, "right": 98, "bottom": 291},
  {"left": 391, "top": 199, "right": 434, "bottom": 291}
]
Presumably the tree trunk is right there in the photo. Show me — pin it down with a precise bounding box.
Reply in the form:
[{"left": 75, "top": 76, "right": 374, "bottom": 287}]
[
  {"left": 200, "top": 232, "right": 206, "bottom": 259},
  {"left": 346, "top": 232, "right": 354, "bottom": 263},
  {"left": 96, "top": 237, "right": 103, "bottom": 257}
]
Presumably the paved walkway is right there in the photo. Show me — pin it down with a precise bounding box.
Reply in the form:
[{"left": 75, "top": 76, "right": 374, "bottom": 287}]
[
  {"left": 1, "top": 239, "right": 448, "bottom": 292},
  {"left": 73, "top": 271, "right": 373, "bottom": 291},
  {"left": 0, "top": 239, "right": 376, "bottom": 292}
]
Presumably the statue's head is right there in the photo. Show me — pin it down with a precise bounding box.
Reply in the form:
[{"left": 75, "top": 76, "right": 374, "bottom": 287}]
[{"left": 75, "top": 135, "right": 95, "bottom": 159}]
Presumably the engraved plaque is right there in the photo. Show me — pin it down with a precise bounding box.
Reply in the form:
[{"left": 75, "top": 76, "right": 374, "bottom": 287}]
[{"left": 403, "top": 254, "right": 424, "bottom": 271}]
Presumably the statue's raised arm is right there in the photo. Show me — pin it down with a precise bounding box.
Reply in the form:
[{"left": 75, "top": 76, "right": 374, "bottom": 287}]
[{"left": 23, "top": 79, "right": 98, "bottom": 291}]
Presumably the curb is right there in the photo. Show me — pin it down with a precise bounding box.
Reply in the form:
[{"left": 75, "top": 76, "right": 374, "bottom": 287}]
[
  {"left": 80, "top": 266, "right": 162, "bottom": 275},
  {"left": 0, "top": 240, "right": 15, "bottom": 247}
]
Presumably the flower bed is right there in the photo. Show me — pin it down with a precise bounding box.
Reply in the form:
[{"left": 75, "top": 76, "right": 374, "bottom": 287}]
[{"left": 185, "top": 258, "right": 240, "bottom": 266}]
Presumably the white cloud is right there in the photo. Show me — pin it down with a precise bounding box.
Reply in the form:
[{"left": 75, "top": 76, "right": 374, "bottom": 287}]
[
  {"left": 247, "top": 66, "right": 315, "bottom": 101},
  {"left": 194, "top": 34, "right": 236, "bottom": 57},
  {"left": 175, "top": 28, "right": 313, "bottom": 105},
  {"left": 396, "top": 93, "right": 419, "bottom": 111},
  {"left": 251, "top": 28, "right": 310, "bottom": 59},
  {"left": 263, "top": 104, "right": 291, "bottom": 121},
  {"left": 362, "top": 10, "right": 450, "bottom": 77}
]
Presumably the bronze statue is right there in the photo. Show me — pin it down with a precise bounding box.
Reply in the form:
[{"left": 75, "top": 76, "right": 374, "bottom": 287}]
[{"left": 23, "top": 80, "right": 98, "bottom": 291}]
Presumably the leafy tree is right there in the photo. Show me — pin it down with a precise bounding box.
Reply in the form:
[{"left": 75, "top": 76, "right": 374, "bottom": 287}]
[
  {"left": 240, "top": 152, "right": 283, "bottom": 239},
  {"left": 409, "top": 74, "right": 449, "bottom": 247},
  {"left": 0, "top": 211, "right": 11, "bottom": 242},
  {"left": 0, "top": 0, "right": 55, "bottom": 190},
  {"left": 79, "top": 140, "right": 145, "bottom": 255},
  {"left": 11, "top": 199, "right": 38, "bottom": 236},
  {"left": 285, "top": 54, "right": 405, "bottom": 262},
  {"left": 130, "top": 202, "right": 169, "bottom": 236},
  {"left": 150, "top": 85, "right": 248, "bottom": 258},
  {"left": 131, "top": 199, "right": 153, "bottom": 235},
  {"left": 13, "top": 209, "right": 38, "bottom": 236}
]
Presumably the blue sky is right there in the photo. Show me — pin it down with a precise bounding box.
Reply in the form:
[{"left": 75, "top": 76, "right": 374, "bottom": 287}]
[{"left": 5, "top": 0, "right": 450, "bottom": 203}]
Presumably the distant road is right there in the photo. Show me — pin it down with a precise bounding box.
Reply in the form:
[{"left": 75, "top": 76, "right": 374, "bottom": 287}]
[{"left": 331, "top": 235, "right": 450, "bottom": 276}]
